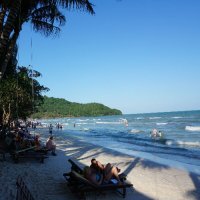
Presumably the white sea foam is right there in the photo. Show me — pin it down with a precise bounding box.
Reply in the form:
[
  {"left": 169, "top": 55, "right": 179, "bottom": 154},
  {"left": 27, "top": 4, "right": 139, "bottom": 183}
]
[
  {"left": 130, "top": 129, "right": 143, "bottom": 133},
  {"left": 119, "top": 118, "right": 127, "bottom": 122},
  {"left": 78, "top": 119, "right": 89, "bottom": 122},
  {"left": 166, "top": 140, "right": 173, "bottom": 146},
  {"left": 149, "top": 117, "right": 161, "bottom": 119},
  {"left": 172, "top": 116, "right": 183, "bottom": 119},
  {"left": 41, "top": 122, "right": 48, "bottom": 127},
  {"left": 156, "top": 123, "right": 168, "bottom": 125},
  {"left": 136, "top": 117, "right": 144, "bottom": 120},
  {"left": 62, "top": 123, "right": 69, "bottom": 126},
  {"left": 177, "top": 141, "right": 200, "bottom": 147},
  {"left": 96, "top": 121, "right": 121, "bottom": 125},
  {"left": 76, "top": 122, "right": 88, "bottom": 125},
  {"left": 166, "top": 140, "right": 200, "bottom": 148},
  {"left": 185, "top": 126, "right": 200, "bottom": 131}
]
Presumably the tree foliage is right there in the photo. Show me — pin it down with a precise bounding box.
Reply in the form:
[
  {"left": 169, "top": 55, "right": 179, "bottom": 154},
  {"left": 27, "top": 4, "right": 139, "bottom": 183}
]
[
  {"left": 0, "top": 46, "right": 49, "bottom": 125},
  {"left": 0, "top": 0, "right": 95, "bottom": 78},
  {"left": 32, "top": 96, "right": 122, "bottom": 118}
]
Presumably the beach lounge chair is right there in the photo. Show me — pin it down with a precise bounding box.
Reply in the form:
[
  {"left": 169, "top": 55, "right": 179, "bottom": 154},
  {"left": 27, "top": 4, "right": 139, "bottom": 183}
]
[
  {"left": 11, "top": 146, "right": 48, "bottom": 163},
  {"left": 63, "top": 159, "right": 133, "bottom": 199}
]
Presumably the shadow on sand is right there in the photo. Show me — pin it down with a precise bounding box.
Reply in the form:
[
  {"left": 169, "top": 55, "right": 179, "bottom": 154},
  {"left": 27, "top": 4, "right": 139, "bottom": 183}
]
[
  {"left": 41, "top": 129, "right": 200, "bottom": 200},
  {"left": 58, "top": 135, "right": 200, "bottom": 200}
]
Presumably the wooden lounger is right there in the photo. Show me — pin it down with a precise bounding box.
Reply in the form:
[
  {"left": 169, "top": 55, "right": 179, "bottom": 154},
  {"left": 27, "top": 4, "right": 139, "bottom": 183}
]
[
  {"left": 63, "top": 159, "right": 133, "bottom": 199},
  {"left": 12, "top": 147, "right": 48, "bottom": 163},
  {"left": 34, "top": 147, "right": 50, "bottom": 155},
  {"left": 68, "top": 159, "right": 84, "bottom": 174}
]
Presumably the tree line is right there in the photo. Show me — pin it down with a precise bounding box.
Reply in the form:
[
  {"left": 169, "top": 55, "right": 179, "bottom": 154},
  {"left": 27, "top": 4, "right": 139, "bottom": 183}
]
[
  {"left": 32, "top": 96, "right": 122, "bottom": 118},
  {"left": 0, "top": 46, "right": 49, "bottom": 127}
]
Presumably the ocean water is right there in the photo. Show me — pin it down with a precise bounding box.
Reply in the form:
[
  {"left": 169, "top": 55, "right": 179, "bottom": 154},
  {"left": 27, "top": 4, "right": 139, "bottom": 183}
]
[{"left": 40, "top": 110, "right": 200, "bottom": 174}]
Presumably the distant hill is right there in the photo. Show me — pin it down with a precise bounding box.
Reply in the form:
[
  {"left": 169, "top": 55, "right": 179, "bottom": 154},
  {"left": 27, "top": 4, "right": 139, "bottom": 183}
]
[{"left": 32, "top": 96, "right": 122, "bottom": 118}]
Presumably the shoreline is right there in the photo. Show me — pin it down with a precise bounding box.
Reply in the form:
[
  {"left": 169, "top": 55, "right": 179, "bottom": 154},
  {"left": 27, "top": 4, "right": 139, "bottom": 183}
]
[
  {"left": 104, "top": 146, "right": 200, "bottom": 175},
  {"left": 0, "top": 127, "right": 200, "bottom": 200}
]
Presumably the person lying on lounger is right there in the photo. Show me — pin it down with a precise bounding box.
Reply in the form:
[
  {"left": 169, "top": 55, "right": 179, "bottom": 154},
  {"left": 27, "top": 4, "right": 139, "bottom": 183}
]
[
  {"left": 90, "top": 158, "right": 105, "bottom": 174},
  {"left": 84, "top": 163, "right": 121, "bottom": 185},
  {"left": 90, "top": 158, "right": 121, "bottom": 175}
]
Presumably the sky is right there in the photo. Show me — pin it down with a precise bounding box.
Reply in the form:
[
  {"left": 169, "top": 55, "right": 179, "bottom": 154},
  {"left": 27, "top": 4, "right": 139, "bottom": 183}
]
[{"left": 18, "top": 0, "right": 200, "bottom": 114}]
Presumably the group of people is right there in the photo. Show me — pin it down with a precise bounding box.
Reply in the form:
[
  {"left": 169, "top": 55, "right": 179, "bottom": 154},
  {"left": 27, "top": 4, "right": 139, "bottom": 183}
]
[
  {"left": 83, "top": 158, "right": 122, "bottom": 185},
  {"left": 2, "top": 125, "right": 57, "bottom": 156},
  {"left": 48, "top": 123, "right": 63, "bottom": 135},
  {"left": 4, "top": 127, "right": 40, "bottom": 152},
  {"left": 35, "top": 134, "right": 57, "bottom": 156},
  {"left": 150, "top": 128, "right": 163, "bottom": 139},
  {"left": 56, "top": 123, "right": 63, "bottom": 129}
]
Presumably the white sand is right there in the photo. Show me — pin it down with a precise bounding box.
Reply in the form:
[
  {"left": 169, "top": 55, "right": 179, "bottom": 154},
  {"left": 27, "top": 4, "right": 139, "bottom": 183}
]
[{"left": 0, "top": 128, "right": 200, "bottom": 200}]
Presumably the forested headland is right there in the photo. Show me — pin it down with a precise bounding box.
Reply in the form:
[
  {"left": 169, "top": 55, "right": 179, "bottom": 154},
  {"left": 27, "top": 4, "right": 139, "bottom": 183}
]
[{"left": 32, "top": 96, "right": 122, "bottom": 118}]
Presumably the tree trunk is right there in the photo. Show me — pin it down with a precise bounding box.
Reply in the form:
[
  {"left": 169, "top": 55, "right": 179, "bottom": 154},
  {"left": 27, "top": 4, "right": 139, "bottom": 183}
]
[
  {"left": 0, "top": 0, "right": 21, "bottom": 79},
  {"left": 2, "top": 103, "right": 11, "bottom": 126},
  {"left": 0, "top": 8, "right": 6, "bottom": 34},
  {"left": 0, "top": 30, "right": 19, "bottom": 77}
]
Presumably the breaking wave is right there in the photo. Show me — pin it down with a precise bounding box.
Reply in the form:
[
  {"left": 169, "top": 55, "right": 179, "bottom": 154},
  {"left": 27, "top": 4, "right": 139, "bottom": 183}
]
[{"left": 185, "top": 126, "right": 200, "bottom": 131}]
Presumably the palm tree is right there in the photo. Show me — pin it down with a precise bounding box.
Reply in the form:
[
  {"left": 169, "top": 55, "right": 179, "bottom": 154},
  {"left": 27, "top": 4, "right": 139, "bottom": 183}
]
[{"left": 0, "top": 0, "right": 94, "bottom": 79}]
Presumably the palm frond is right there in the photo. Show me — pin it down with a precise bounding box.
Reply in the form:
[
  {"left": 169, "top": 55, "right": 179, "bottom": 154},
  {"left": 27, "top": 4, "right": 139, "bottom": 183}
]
[
  {"left": 31, "top": 4, "right": 65, "bottom": 26},
  {"left": 31, "top": 19, "right": 61, "bottom": 37},
  {"left": 56, "top": 0, "right": 95, "bottom": 14}
]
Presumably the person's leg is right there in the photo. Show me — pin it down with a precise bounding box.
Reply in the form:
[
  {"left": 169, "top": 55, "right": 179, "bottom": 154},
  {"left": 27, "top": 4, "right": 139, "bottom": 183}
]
[
  {"left": 110, "top": 166, "right": 120, "bottom": 181},
  {"left": 104, "top": 164, "right": 120, "bottom": 182},
  {"left": 96, "top": 160, "right": 104, "bottom": 171}
]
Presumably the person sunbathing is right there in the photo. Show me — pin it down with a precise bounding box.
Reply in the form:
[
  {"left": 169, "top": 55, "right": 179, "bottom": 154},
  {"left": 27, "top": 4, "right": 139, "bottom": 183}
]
[
  {"left": 46, "top": 136, "right": 56, "bottom": 156},
  {"left": 84, "top": 162, "right": 121, "bottom": 185},
  {"left": 90, "top": 158, "right": 121, "bottom": 174},
  {"left": 90, "top": 158, "right": 105, "bottom": 174}
]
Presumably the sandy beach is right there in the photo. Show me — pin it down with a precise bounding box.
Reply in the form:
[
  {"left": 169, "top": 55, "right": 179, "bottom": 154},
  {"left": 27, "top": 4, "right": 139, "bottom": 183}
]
[{"left": 0, "top": 127, "right": 200, "bottom": 200}]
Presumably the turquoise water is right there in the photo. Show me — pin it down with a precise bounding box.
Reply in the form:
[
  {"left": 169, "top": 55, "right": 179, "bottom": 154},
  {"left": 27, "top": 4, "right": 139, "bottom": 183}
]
[{"left": 40, "top": 110, "right": 200, "bottom": 173}]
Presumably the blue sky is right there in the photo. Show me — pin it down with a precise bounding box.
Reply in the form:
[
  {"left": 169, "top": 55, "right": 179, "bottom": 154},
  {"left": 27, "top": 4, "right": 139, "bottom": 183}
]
[{"left": 18, "top": 0, "right": 200, "bottom": 114}]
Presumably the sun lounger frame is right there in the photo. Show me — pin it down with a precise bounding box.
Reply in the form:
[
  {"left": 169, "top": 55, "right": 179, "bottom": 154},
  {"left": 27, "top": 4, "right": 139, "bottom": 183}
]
[
  {"left": 12, "top": 147, "right": 48, "bottom": 163},
  {"left": 63, "top": 159, "right": 133, "bottom": 199}
]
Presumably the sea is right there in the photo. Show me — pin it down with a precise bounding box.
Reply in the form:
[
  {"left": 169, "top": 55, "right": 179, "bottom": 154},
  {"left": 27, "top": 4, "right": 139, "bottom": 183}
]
[{"left": 39, "top": 110, "right": 200, "bottom": 174}]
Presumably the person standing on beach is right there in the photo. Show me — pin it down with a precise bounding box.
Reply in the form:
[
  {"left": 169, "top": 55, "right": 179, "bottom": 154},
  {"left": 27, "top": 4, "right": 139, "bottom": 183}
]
[{"left": 49, "top": 124, "right": 53, "bottom": 135}]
